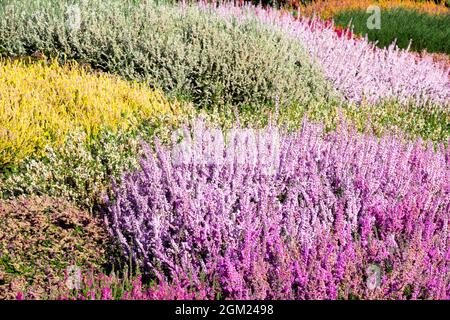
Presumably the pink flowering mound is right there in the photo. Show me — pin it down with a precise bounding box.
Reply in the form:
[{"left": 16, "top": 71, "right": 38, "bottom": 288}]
[
  {"left": 16, "top": 272, "right": 207, "bottom": 300},
  {"left": 106, "top": 120, "right": 450, "bottom": 300},
  {"left": 207, "top": 3, "right": 450, "bottom": 106}
]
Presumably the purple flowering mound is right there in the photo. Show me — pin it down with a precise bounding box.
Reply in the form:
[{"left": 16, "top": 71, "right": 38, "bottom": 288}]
[{"left": 107, "top": 120, "right": 450, "bottom": 300}]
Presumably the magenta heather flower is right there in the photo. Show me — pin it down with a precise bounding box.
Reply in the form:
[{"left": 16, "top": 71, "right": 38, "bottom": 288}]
[
  {"left": 106, "top": 119, "right": 450, "bottom": 300},
  {"left": 101, "top": 287, "right": 113, "bottom": 300}
]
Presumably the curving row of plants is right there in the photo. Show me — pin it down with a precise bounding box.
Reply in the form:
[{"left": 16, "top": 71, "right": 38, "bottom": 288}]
[
  {"left": 1, "top": 58, "right": 448, "bottom": 213},
  {"left": 2, "top": 1, "right": 449, "bottom": 107},
  {"left": 0, "top": 1, "right": 449, "bottom": 300},
  {"left": 211, "top": 3, "right": 450, "bottom": 106},
  {"left": 0, "top": 58, "right": 187, "bottom": 170}
]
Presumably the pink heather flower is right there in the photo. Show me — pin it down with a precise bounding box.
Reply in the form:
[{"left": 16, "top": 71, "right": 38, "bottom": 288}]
[{"left": 105, "top": 119, "right": 449, "bottom": 300}]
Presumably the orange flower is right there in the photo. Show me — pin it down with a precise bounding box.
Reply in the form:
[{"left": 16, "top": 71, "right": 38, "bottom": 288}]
[{"left": 300, "top": 0, "right": 449, "bottom": 19}]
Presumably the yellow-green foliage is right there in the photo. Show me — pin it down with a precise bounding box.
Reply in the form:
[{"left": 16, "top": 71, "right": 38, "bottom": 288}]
[{"left": 0, "top": 58, "right": 183, "bottom": 169}]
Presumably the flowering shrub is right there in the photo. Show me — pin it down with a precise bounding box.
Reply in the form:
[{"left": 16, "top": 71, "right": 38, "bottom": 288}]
[
  {"left": 0, "top": 196, "right": 111, "bottom": 299},
  {"left": 18, "top": 271, "right": 208, "bottom": 300},
  {"left": 1, "top": 1, "right": 449, "bottom": 301},
  {"left": 1, "top": 2, "right": 448, "bottom": 107},
  {"left": 0, "top": 58, "right": 181, "bottom": 169},
  {"left": 300, "top": 0, "right": 450, "bottom": 19},
  {"left": 0, "top": 130, "right": 142, "bottom": 210},
  {"left": 0, "top": 109, "right": 197, "bottom": 210},
  {"left": 210, "top": 3, "right": 450, "bottom": 106},
  {"left": 107, "top": 119, "right": 450, "bottom": 299}
]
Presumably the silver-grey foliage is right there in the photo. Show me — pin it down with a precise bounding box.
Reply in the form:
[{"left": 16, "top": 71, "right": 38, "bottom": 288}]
[{"left": 0, "top": 0, "right": 332, "bottom": 107}]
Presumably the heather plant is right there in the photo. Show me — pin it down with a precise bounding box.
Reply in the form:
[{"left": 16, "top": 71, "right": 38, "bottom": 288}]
[
  {"left": 1, "top": 1, "right": 449, "bottom": 301},
  {"left": 0, "top": 58, "right": 183, "bottom": 170},
  {"left": 2, "top": 99, "right": 448, "bottom": 219},
  {"left": 2, "top": 99, "right": 448, "bottom": 216},
  {"left": 0, "top": 130, "right": 141, "bottom": 210},
  {"left": 258, "top": 99, "right": 450, "bottom": 142},
  {"left": 0, "top": 0, "right": 332, "bottom": 109},
  {"left": 18, "top": 271, "right": 208, "bottom": 300},
  {"left": 209, "top": 3, "right": 450, "bottom": 106},
  {"left": 0, "top": 117, "right": 191, "bottom": 211},
  {"left": 107, "top": 119, "right": 449, "bottom": 299},
  {"left": 0, "top": 196, "right": 111, "bottom": 299}
]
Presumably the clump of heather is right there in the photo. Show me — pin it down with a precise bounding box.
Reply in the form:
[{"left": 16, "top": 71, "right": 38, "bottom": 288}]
[
  {"left": 107, "top": 119, "right": 450, "bottom": 300},
  {"left": 207, "top": 3, "right": 450, "bottom": 106},
  {"left": 17, "top": 271, "right": 208, "bottom": 300},
  {"left": 0, "top": 0, "right": 331, "bottom": 109}
]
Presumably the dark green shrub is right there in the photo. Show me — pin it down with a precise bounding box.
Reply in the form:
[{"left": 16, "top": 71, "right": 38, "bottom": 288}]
[{"left": 333, "top": 8, "right": 450, "bottom": 54}]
